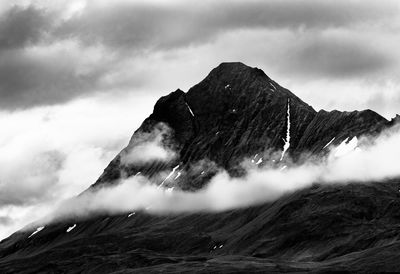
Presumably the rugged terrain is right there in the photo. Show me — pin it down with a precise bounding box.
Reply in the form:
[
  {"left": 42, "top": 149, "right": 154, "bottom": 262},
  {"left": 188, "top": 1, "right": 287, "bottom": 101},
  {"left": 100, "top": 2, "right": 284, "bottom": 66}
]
[{"left": 0, "top": 62, "right": 399, "bottom": 273}]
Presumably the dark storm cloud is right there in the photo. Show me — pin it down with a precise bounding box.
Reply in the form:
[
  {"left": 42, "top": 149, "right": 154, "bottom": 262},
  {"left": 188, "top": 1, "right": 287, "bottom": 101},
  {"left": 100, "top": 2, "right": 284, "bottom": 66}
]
[
  {"left": 0, "top": 5, "right": 52, "bottom": 50},
  {"left": 55, "top": 0, "right": 398, "bottom": 50},
  {"left": 0, "top": 0, "right": 398, "bottom": 109},
  {"left": 0, "top": 48, "right": 110, "bottom": 109},
  {"left": 0, "top": 5, "right": 109, "bottom": 109}
]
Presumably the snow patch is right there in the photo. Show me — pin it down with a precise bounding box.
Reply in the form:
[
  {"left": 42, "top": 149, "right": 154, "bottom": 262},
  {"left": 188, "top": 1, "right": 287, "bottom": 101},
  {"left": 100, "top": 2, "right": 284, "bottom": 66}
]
[
  {"left": 66, "top": 224, "right": 76, "bottom": 233},
  {"left": 28, "top": 226, "right": 45, "bottom": 238},
  {"left": 334, "top": 137, "right": 358, "bottom": 157},
  {"left": 256, "top": 158, "right": 263, "bottom": 165},
  {"left": 224, "top": 84, "right": 230, "bottom": 89},
  {"left": 128, "top": 212, "right": 136, "bottom": 217},
  {"left": 280, "top": 99, "right": 291, "bottom": 161}
]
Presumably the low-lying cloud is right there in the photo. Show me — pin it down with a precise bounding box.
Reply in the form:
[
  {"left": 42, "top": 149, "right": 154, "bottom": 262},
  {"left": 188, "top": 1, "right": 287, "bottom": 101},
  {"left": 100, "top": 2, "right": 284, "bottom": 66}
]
[
  {"left": 120, "top": 123, "right": 176, "bottom": 166},
  {"left": 37, "top": 123, "right": 400, "bottom": 226}
]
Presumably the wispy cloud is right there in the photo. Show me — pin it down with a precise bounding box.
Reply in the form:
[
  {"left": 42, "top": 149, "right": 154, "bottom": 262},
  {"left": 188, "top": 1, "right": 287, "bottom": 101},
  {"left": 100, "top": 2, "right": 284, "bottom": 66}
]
[{"left": 120, "top": 123, "right": 176, "bottom": 166}]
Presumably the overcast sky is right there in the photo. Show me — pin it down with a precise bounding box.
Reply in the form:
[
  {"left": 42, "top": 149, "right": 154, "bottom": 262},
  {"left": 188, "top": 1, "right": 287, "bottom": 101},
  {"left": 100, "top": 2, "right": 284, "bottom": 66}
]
[{"left": 1, "top": 0, "right": 400, "bottom": 239}]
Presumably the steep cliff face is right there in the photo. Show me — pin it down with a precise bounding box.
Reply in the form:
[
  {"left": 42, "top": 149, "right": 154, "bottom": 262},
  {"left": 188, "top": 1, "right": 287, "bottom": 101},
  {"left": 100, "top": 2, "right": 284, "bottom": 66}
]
[{"left": 0, "top": 62, "right": 398, "bottom": 273}]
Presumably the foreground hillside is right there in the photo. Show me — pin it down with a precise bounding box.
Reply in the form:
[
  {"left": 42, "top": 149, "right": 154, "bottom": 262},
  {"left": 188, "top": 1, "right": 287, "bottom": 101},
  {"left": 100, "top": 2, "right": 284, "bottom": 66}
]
[{"left": 0, "top": 63, "right": 399, "bottom": 273}]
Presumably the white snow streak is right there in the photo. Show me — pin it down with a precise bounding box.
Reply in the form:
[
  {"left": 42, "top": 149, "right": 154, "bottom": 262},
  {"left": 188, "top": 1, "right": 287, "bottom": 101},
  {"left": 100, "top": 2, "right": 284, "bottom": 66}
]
[
  {"left": 185, "top": 103, "right": 195, "bottom": 117},
  {"left": 256, "top": 158, "right": 263, "bottom": 165},
  {"left": 159, "top": 165, "right": 180, "bottom": 188},
  {"left": 174, "top": 172, "right": 181, "bottom": 180},
  {"left": 323, "top": 137, "right": 336, "bottom": 149},
  {"left": 128, "top": 212, "right": 136, "bottom": 217},
  {"left": 270, "top": 83, "right": 277, "bottom": 91},
  {"left": 66, "top": 224, "right": 76, "bottom": 232},
  {"left": 280, "top": 99, "right": 291, "bottom": 161},
  {"left": 28, "top": 226, "right": 45, "bottom": 238}
]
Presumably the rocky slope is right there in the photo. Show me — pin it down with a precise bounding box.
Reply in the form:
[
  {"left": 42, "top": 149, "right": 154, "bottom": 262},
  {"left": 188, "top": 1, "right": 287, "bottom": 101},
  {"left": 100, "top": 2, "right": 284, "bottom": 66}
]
[
  {"left": 0, "top": 62, "right": 398, "bottom": 273},
  {"left": 94, "top": 62, "right": 388, "bottom": 190}
]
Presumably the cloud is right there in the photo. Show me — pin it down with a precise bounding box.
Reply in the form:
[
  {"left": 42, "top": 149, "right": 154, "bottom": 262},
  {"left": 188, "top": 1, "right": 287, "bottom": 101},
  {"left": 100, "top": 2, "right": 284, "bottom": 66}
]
[
  {"left": 0, "top": 216, "right": 12, "bottom": 225},
  {"left": 34, "top": 123, "right": 400, "bottom": 225},
  {"left": 289, "top": 32, "right": 394, "bottom": 79},
  {"left": 0, "top": 92, "right": 157, "bottom": 240},
  {"left": 54, "top": 0, "right": 399, "bottom": 51},
  {"left": 120, "top": 123, "right": 176, "bottom": 166},
  {"left": 0, "top": 5, "right": 51, "bottom": 50},
  {"left": 0, "top": 40, "right": 115, "bottom": 109},
  {"left": 0, "top": 150, "right": 65, "bottom": 207},
  {"left": 0, "top": 0, "right": 400, "bottom": 113}
]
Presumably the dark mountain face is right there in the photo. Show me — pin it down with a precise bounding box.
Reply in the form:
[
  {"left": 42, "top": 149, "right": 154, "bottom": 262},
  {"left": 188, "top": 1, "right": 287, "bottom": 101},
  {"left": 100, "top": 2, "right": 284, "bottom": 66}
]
[
  {"left": 0, "top": 62, "right": 398, "bottom": 273},
  {"left": 93, "top": 62, "right": 388, "bottom": 190}
]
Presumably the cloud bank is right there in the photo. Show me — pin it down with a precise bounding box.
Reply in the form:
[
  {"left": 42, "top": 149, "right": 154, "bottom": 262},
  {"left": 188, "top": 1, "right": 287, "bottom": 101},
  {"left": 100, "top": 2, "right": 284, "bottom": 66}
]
[{"left": 37, "top": 123, "right": 400, "bottom": 225}]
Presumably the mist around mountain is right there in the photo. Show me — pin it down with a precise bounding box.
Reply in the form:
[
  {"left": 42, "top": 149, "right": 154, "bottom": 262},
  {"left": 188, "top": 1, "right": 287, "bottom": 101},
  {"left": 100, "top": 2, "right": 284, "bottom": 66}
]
[{"left": 1, "top": 63, "right": 400, "bottom": 273}]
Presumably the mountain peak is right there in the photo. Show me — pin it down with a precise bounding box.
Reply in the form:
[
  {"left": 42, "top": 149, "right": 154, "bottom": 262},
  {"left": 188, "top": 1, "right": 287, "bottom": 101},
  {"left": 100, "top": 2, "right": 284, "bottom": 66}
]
[
  {"left": 200, "top": 62, "right": 270, "bottom": 90},
  {"left": 209, "top": 62, "right": 267, "bottom": 77},
  {"left": 91, "top": 62, "right": 391, "bottom": 189}
]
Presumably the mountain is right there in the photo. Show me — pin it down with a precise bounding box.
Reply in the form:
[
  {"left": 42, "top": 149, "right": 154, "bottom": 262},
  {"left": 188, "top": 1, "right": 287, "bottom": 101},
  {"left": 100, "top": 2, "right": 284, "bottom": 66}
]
[
  {"left": 0, "top": 62, "right": 399, "bottom": 273},
  {"left": 94, "top": 62, "right": 388, "bottom": 190}
]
